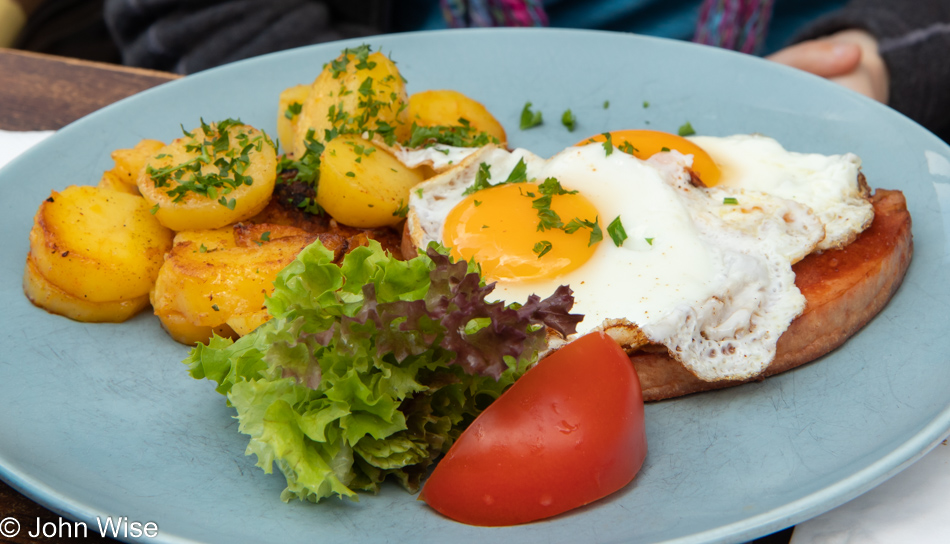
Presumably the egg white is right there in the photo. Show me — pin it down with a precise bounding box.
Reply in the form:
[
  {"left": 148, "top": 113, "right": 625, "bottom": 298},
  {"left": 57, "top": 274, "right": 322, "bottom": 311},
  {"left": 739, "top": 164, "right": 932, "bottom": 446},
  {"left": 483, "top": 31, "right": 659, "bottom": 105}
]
[{"left": 688, "top": 134, "right": 872, "bottom": 250}]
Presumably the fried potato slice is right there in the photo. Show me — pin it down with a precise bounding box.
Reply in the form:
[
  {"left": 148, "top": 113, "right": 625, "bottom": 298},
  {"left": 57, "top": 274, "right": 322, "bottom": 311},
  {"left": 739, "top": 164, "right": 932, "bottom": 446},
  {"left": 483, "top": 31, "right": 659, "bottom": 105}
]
[
  {"left": 317, "top": 135, "right": 424, "bottom": 228},
  {"left": 109, "top": 139, "right": 165, "bottom": 192},
  {"left": 277, "top": 84, "right": 310, "bottom": 153},
  {"left": 293, "top": 48, "right": 409, "bottom": 156},
  {"left": 137, "top": 120, "right": 277, "bottom": 231},
  {"left": 29, "top": 185, "right": 174, "bottom": 302},
  {"left": 97, "top": 170, "right": 139, "bottom": 195},
  {"left": 150, "top": 226, "right": 328, "bottom": 344},
  {"left": 407, "top": 90, "right": 507, "bottom": 145},
  {"left": 156, "top": 311, "right": 239, "bottom": 346},
  {"left": 317, "top": 134, "right": 424, "bottom": 228},
  {"left": 23, "top": 256, "right": 150, "bottom": 322}
]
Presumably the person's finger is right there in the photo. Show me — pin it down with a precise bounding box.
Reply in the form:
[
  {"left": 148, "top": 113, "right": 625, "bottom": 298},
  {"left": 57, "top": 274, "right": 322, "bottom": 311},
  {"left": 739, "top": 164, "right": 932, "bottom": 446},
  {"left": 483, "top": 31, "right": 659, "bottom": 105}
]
[{"left": 767, "top": 40, "right": 862, "bottom": 78}]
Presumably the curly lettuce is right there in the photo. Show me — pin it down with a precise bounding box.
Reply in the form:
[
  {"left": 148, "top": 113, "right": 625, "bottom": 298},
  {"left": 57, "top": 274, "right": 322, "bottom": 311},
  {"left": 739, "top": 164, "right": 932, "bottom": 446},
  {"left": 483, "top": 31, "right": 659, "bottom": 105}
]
[{"left": 185, "top": 240, "right": 580, "bottom": 502}]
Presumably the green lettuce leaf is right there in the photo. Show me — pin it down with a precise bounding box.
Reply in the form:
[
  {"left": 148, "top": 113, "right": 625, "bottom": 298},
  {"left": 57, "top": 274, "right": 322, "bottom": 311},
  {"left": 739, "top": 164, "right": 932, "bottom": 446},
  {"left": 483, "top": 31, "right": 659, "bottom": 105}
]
[{"left": 185, "top": 240, "right": 580, "bottom": 502}]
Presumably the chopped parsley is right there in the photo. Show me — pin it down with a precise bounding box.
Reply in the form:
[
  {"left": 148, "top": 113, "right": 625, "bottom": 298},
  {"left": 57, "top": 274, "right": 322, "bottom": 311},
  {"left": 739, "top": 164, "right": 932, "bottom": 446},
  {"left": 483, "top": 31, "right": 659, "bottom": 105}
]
[
  {"left": 284, "top": 102, "right": 303, "bottom": 120},
  {"left": 603, "top": 100, "right": 610, "bottom": 109},
  {"left": 645, "top": 237, "right": 654, "bottom": 246},
  {"left": 723, "top": 197, "right": 739, "bottom": 205},
  {"left": 564, "top": 217, "right": 602, "bottom": 246},
  {"left": 561, "top": 109, "right": 576, "bottom": 132},
  {"left": 520, "top": 102, "right": 543, "bottom": 130},
  {"left": 678, "top": 121, "right": 696, "bottom": 137},
  {"left": 533, "top": 240, "right": 553, "bottom": 259},
  {"left": 503, "top": 158, "right": 528, "bottom": 185},
  {"left": 618, "top": 141, "right": 638, "bottom": 155},
  {"left": 642, "top": 101, "right": 650, "bottom": 108},
  {"left": 462, "top": 162, "right": 493, "bottom": 195},
  {"left": 405, "top": 118, "right": 499, "bottom": 148},
  {"left": 145, "top": 118, "right": 274, "bottom": 208},
  {"left": 393, "top": 200, "right": 409, "bottom": 218},
  {"left": 601, "top": 132, "right": 614, "bottom": 156},
  {"left": 607, "top": 216, "right": 628, "bottom": 247}
]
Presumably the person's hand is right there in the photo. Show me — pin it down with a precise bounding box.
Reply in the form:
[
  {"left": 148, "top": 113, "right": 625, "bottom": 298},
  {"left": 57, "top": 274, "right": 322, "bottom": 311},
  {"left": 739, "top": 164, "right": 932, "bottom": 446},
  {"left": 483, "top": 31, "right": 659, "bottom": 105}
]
[{"left": 767, "top": 29, "right": 889, "bottom": 103}]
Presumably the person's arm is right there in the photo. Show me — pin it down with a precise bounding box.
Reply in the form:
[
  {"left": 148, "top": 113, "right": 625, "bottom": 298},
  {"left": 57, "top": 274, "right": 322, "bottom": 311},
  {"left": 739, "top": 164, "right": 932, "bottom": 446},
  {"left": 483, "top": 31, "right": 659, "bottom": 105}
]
[
  {"left": 104, "top": 0, "right": 389, "bottom": 74},
  {"left": 767, "top": 0, "right": 950, "bottom": 139}
]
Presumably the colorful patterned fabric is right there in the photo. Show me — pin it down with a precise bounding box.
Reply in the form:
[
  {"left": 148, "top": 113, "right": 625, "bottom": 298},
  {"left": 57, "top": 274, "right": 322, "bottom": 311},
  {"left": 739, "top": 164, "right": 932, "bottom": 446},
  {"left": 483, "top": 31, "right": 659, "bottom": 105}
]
[
  {"left": 439, "top": 0, "right": 548, "bottom": 28},
  {"left": 693, "top": 0, "right": 776, "bottom": 54}
]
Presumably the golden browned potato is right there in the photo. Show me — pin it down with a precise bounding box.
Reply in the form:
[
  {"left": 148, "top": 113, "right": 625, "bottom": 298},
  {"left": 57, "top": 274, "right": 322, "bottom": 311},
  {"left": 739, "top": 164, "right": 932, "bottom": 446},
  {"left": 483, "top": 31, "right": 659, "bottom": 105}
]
[
  {"left": 293, "top": 46, "right": 410, "bottom": 156},
  {"left": 155, "top": 311, "right": 239, "bottom": 346},
  {"left": 137, "top": 120, "right": 277, "bottom": 231},
  {"left": 407, "top": 89, "right": 507, "bottom": 145},
  {"left": 23, "top": 256, "right": 150, "bottom": 322},
  {"left": 110, "top": 139, "right": 165, "bottom": 191},
  {"left": 97, "top": 170, "right": 139, "bottom": 195},
  {"left": 150, "top": 226, "right": 317, "bottom": 344},
  {"left": 277, "top": 84, "right": 310, "bottom": 153},
  {"left": 316, "top": 134, "right": 424, "bottom": 228},
  {"left": 29, "top": 185, "right": 174, "bottom": 303}
]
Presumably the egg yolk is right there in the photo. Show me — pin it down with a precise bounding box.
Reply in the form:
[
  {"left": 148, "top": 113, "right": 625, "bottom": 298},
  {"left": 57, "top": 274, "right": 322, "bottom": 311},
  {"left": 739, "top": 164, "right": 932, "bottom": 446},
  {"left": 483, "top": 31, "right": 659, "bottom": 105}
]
[
  {"left": 443, "top": 183, "right": 600, "bottom": 282},
  {"left": 580, "top": 130, "right": 722, "bottom": 187}
]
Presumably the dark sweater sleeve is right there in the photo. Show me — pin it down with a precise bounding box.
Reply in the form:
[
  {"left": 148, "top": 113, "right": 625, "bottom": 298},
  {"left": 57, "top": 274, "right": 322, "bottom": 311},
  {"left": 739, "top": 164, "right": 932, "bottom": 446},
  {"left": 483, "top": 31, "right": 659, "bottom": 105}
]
[
  {"left": 794, "top": 0, "right": 950, "bottom": 140},
  {"left": 104, "top": 0, "right": 387, "bottom": 74}
]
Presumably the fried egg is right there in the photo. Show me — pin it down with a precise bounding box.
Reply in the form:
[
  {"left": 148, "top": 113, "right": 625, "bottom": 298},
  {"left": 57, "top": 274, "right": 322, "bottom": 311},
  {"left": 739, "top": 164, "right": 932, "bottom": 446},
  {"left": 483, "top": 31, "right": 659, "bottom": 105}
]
[
  {"left": 688, "top": 134, "right": 872, "bottom": 250},
  {"left": 407, "top": 142, "right": 825, "bottom": 381}
]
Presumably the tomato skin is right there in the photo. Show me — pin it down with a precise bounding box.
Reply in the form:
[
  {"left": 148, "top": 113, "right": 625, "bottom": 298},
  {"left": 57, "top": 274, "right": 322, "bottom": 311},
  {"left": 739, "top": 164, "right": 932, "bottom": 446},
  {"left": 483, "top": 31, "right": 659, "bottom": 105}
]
[{"left": 420, "top": 331, "right": 647, "bottom": 526}]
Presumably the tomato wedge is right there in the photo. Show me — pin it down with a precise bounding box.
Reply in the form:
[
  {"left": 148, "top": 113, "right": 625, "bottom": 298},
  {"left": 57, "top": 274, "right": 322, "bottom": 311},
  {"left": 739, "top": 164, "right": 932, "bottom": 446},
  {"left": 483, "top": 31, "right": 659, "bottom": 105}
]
[{"left": 420, "top": 331, "right": 647, "bottom": 526}]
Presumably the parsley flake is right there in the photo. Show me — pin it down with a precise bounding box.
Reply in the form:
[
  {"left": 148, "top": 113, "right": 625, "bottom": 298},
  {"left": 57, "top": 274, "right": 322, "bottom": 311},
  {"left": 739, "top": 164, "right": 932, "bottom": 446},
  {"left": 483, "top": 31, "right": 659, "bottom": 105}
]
[
  {"left": 284, "top": 102, "right": 303, "bottom": 119},
  {"left": 561, "top": 109, "right": 577, "bottom": 132},
  {"left": 533, "top": 240, "right": 553, "bottom": 258},
  {"left": 723, "top": 197, "right": 739, "bottom": 205},
  {"left": 462, "top": 162, "right": 493, "bottom": 195},
  {"left": 678, "top": 121, "right": 696, "bottom": 137},
  {"left": 607, "top": 216, "right": 628, "bottom": 246},
  {"left": 393, "top": 200, "right": 409, "bottom": 218},
  {"left": 520, "top": 102, "right": 543, "bottom": 130},
  {"left": 601, "top": 132, "right": 614, "bottom": 156}
]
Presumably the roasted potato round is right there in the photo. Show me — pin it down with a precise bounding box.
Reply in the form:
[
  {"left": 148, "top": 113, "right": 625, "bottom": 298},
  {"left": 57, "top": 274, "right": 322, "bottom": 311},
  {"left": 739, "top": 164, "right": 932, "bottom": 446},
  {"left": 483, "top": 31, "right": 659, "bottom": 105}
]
[
  {"left": 29, "top": 185, "right": 174, "bottom": 302},
  {"left": 97, "top": 170, "right": 139, "bottom": 195},
  {"left": 293, "top": 47, "right": 410, "bottom": 156},
  {"left": 316, "top": 134, "right": 424, "bottom": 228},
  {"left": 151, "top": 227, "right": 316, "bottom": 344},
  {"left": 110, "top": 139, "right": 165, "bottom": 191},
  {"left": 407, "top": 90, "right": 507, "bottom": 145},
  {"left": 23, "top": 256, "right": 150, "bottom": 322},
  {"left": 137, "top": 120, "right": 277, "bottom": 231},
  {"left": 277, "top": 84, "right": 310, "bottom": 153}
]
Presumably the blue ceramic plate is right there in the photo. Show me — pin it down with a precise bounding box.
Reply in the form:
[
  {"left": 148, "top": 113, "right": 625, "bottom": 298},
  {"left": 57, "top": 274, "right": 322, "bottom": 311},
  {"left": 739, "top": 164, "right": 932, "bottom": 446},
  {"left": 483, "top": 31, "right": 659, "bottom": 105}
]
[{"left": 2, "top": 29, "right": 949, "bottom": 544}]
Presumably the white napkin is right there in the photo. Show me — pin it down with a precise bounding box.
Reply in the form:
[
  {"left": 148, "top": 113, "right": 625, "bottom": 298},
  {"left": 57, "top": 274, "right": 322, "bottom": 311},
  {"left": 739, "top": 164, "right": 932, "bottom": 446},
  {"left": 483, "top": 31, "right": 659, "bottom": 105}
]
[
  {"left": 791, "top": 441, "right": 950, "bottom": 543},
  {"left": 0, "top": 129, "right": 54, "bottom": 170}
]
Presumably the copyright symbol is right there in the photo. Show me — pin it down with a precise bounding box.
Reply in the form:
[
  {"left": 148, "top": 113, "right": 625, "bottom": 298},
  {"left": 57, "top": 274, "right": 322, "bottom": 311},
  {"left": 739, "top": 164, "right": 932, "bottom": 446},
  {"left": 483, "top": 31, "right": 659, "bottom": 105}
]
[{"left": 0, "top": 517, "right": 20, "bottom": 538}]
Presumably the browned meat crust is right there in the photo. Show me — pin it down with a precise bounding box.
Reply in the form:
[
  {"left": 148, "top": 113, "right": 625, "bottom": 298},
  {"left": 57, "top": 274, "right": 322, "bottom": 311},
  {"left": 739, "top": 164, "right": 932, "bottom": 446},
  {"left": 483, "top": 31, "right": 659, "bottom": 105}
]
[
  {"left": 633, "top": 189, "right": 913, "bottom": 401},
  {"left": 250, "top": 180, "right": 405, "bottom": 259}
]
